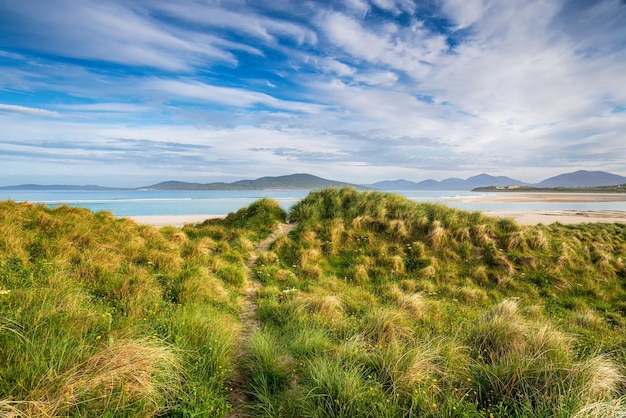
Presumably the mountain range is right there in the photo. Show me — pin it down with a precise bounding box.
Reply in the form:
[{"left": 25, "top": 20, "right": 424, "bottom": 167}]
[
  {"left": 1, "top": 170, "right": 625, "bottom": 191},
  {"left": 139, "top": 173, "right": 360, "bottom": 190},
  {"left": 367, "top": 170, "right": 626, "bottom": 191}
]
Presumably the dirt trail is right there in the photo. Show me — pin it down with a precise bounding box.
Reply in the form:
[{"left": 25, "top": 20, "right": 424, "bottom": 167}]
[{"left": 226, "top": 222, "right": 296, "bottom": 417}]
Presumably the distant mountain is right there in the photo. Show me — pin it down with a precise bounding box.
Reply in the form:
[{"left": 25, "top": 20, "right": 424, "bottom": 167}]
[
  {"left": 141, "top": 180, "right": 237, "bottom": 190},
  {"left": 0, "top": 184, "right": 119, "bottom": 191},
  {"left": 142, "top": 173, "right": 363, "bottom": 190},
  {"left": 369, "top": 174, "right": 528, "bottom": 190},
  {"left": 366, "top": 179, "right": 421, "bottom": 190},
  {"left": 534, "top": 170, "right": 626, "bottom": 188},
  {"left": 4, "top": 170, "right": 625, "bottom": 192}
]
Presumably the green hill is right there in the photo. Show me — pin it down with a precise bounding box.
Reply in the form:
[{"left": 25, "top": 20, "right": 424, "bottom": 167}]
[
  {"left": 142, "top": 173, "right": 363, "bottom": 190},
  {"left": 1, "top": 190, "right": 625, "bottom": 417}
]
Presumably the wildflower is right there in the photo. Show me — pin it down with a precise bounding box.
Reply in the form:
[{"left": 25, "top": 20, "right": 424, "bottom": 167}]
[{"left": 0, "top": 289, "right": 9, "bottom": 295}]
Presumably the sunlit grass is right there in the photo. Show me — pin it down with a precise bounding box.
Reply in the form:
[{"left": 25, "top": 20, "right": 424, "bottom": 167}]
[{"left": 2, "top": 189, "right": 626, "bottom": 416}]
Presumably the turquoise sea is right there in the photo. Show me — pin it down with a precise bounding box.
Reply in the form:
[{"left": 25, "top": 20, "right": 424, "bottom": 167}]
[{"left": 1, "top": 189, "right": 626, "bottom": 217}]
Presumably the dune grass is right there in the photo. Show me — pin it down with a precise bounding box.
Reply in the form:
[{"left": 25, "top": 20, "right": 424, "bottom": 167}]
[
  {"left": 248, "top": 188, "right": 626, "bottom": 417},
  {"left": 1, "top": 190, "right": 625, "bottom": 416},
  {"left": 0, "top": 199, "right": 285, "bottom": 417}
]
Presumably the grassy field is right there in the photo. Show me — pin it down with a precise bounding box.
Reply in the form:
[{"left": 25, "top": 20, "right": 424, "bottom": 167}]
[{"left": 1, "top": 189, "right": 625, "bottom": 417}]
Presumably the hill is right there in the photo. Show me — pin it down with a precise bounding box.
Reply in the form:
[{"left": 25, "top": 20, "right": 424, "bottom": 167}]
[
  {"left": 1, "top": 191, "right": 625, "bottom": 417},
  {"left": 535, "top": 170, "right": 626, "bottom": 188},
  {"left": 369, "top": 170, "right": 626, "bottom": 191},
  {"left": 369, "top": 173, "right": 528, "bottom": 190},
  {"left": 141, "top": 173, "right": 362, "bottom": 190}
]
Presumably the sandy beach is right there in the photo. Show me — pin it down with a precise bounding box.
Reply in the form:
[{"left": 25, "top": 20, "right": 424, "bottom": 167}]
[
  {"left": 447, "top": 192, "right": 626, "bottom": 225},
  {"left": 127, "top": 214, "right": 226, "bottom": 227},
  {"left": 125, "top": 193, "right": 626, "bottom": 227},
  {"left": 480, "top": 210, "right": 626, "bottom": 225}
]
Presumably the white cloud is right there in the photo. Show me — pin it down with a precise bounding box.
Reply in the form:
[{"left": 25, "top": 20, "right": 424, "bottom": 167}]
[
  {"left": 0, "top": 103, "right": 60, "bottom": 117},
  {"left": 151, "top": 1, "right": 318, "bottom": 45},
  {"left": 318, "top": 57, "right": 356, "bottom": 77},
  {"left": 318, "top": 11, "right": 448, "bottom": 78},
  {"left": 1, "top": 0, "right": 625, "bottom": 184},
  {"left": 343, "top": 0, "right": 370, "bottom": 16},
  {"left": 354, "top": 71, "right": 398, "bottom": 86},
  {"left": 144, "top": 78, "right": 326, "bottom": 114},
  {"left": 370, "top": 0, "right": 416, "bottom": 15},
  {"left": 441, "top": 0, "right": 488, "bottom": 29},
  {"left": 0, "top": 0, "right": 244, "bottom": 70}
]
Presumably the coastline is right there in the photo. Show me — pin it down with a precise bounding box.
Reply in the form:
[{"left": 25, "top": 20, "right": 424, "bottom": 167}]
[
  {"left": 481, "top": 210, "right": 626, "bottom": 225},
  {"left": 123, "top": 193, "right": 626, "bottom": 227},
  {"left": 126, "top": 214, "right": 226, "bottom": 227},
  {"left": 450, "top": 192, "right": 626, "bottom": 203}
]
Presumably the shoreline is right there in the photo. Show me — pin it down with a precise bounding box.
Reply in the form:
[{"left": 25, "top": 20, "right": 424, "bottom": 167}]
[
  {"left": 450, "top": 192, "right": 626, "bottom": 203},
  {"left": 481, "top": 210, "right": 626, "bottom": 225},
  {"left": 125, "top": 210, "right": 626, "bottom": 228},
  {"left": 126, "top": 214, "right": 226, "bottom": 227},
  {"left": 123, "top": 192, "right": 626, "bottom": 227}
]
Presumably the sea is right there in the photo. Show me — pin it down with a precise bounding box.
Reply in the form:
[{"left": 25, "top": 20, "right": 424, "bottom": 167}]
[{"left": 2, "top": 189, "right": 626, "bottom": 218}]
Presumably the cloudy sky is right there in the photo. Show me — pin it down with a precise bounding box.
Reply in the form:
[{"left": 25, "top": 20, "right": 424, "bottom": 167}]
[{"left": 1, "top": 0, "right": 625, "bottom": 187}]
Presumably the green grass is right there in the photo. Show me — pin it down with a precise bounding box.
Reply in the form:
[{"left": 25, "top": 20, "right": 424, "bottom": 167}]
[{"left": 1, "top": 189, "right": 626, "bottom": 416}]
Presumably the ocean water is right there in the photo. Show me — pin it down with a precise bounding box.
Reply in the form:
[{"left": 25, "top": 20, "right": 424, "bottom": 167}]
[{"left": 1, "top": 189, "right": 625, "bottom": 217}]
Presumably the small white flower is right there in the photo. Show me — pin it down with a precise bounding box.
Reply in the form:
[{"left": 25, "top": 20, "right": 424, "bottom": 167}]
[{"left": 0, "top": 289, "right": 10, "bottom": 295}]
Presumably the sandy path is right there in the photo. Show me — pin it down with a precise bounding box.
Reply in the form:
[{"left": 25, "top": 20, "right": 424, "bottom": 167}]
[{"left": 226, "top": 222, "right": 296, "bottom": 418}]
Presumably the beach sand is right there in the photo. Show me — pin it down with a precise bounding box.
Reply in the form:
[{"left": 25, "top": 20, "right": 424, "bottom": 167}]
[
  {"left": 125, "top": 193, "right": 626, "bottom": 227},
  {"left": 126, "top": 214, "right": 226, "bottom": 227},
  {"left": 481, "top": 210, "right": 626, "bottom": 225},
  {"left": 453, "top": 192, "right": 626, "bottom": 225}
]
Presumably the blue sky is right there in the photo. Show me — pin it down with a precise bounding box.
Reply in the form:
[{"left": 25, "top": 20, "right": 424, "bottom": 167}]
[{"left": 1, "top": 0, "right": 625, "bottom": 187}]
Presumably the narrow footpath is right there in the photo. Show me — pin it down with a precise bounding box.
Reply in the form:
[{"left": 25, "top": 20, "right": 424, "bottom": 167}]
[{"left": 226, "top": 222, "right": 296, "bottom": 418}]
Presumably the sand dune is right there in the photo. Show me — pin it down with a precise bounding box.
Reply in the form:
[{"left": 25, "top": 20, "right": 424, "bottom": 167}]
[{"left": 126, "top": 193, "right": 626, "bottom": 227}]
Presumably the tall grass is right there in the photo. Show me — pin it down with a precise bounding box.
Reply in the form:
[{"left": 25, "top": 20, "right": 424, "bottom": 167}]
[
  {"left": 3, "top": 190, "right": 626, "bottom": 416},
  {"left": 0, "top": 199, "right": 285, "bottom": 416}
]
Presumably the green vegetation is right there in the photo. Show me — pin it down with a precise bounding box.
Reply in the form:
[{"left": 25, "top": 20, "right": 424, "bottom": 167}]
[{"left": 1, "top": 189, "right": 626, "bottom": 417}]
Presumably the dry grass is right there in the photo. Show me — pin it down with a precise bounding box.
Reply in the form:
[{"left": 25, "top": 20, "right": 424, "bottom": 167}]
[
  {"left": 572, "top": 397, "right": 626, "bottom": 418},
  {"left": 12, "top": 338, "right": 181, "bottom": 417},
  {"left": 361, "top": 307, "right": 414, "bottom": 344},
  {"left": 397, "top": 293, "right": 427, "bottom": 319},
  {"left": 575, "top": 355, "right": 625, "bottom": 402},
  {"left": 427, "top": 220, "right": 447, "bottom": 249},
  {"left": 298, "top": 294, "right": 345, "bottom": 325},
  {"left": 179, "top": 268, "right": 230, "bottom": 304}
]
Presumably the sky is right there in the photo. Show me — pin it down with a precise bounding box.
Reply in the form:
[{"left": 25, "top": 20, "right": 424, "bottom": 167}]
[{"left": 0, "top": 0, "right": 625, "bottom": 187}]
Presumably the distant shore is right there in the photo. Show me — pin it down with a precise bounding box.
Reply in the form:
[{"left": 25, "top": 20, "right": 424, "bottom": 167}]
[
  {"left": 125, "top": 192, "right": 626, "bottom": 227},
  {"left": 126, "top": 211, "right": 626, "bottom": 227},
  {"left": 450, "top": 192, "right": 626, "bottom": 203},
  {"left": 127, "top": 214, "right": 226, "bottom": 227}
]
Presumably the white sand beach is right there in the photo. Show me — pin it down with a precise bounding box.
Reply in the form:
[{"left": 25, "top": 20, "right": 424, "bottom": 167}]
[
  {"left": 125, "top": 193, "right": 626, "bottom": 227},
  {"left": 127, "top": 214, "right": 226, "bottom": 227},
  {"left": 454, "top": 192, "right": 626, "bottom": 225},
  {"left": 481, "top": 210, "right": 626, "bottom": 225}
]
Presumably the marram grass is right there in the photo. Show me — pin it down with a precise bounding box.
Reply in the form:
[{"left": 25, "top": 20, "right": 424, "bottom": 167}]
[{"left": 2, "top": 189, "right": 626, "bottom": 417}]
